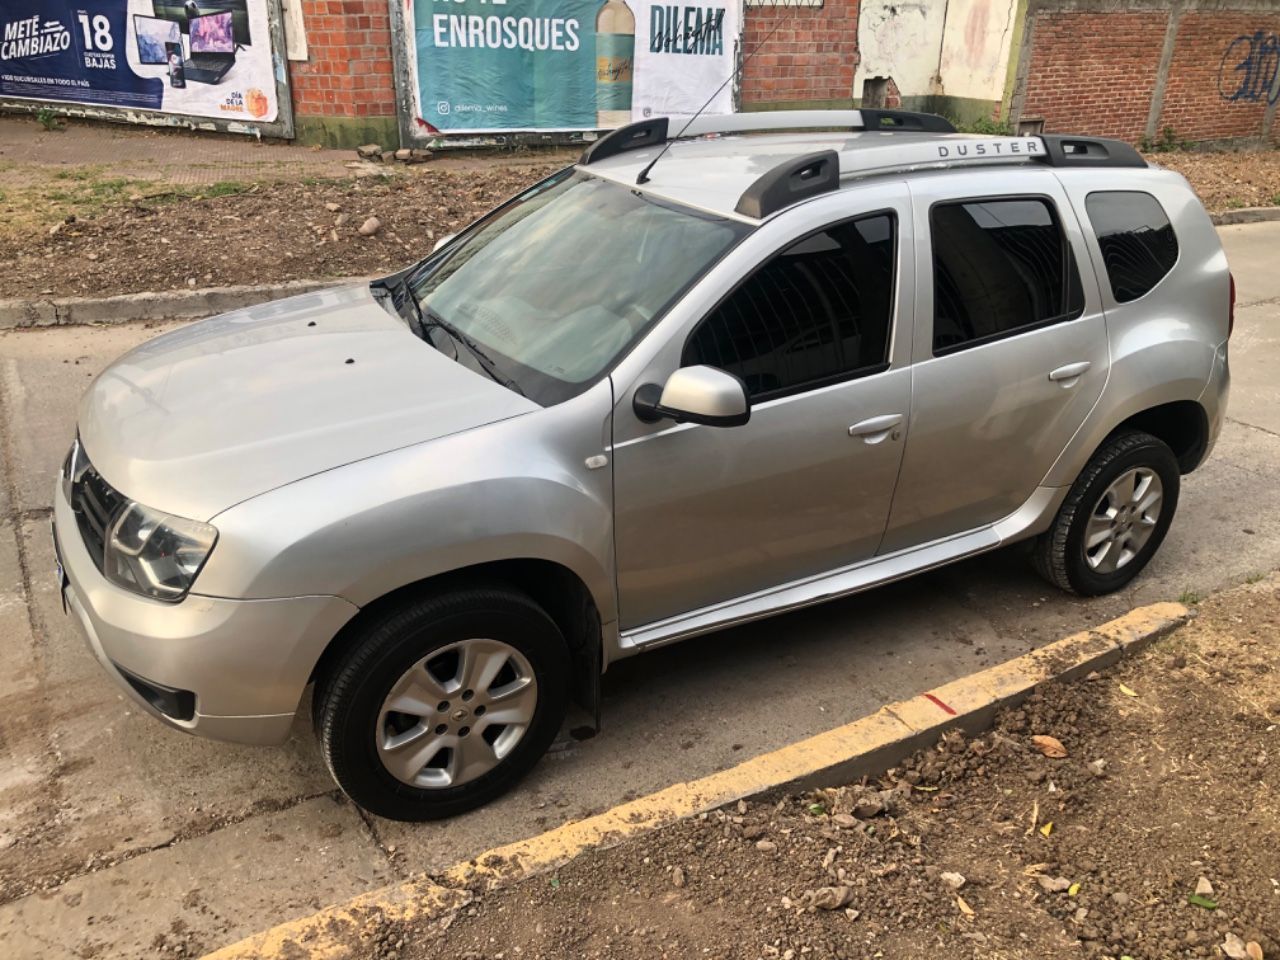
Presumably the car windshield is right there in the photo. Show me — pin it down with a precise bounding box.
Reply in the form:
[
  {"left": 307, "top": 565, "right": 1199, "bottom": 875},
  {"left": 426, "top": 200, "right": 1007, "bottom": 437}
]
[{"left": 409, "top": 168, "right": 750, "bottom": 404}]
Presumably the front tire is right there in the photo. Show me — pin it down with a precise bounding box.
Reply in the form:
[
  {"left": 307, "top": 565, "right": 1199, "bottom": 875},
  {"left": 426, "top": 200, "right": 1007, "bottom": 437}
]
[
  {"left": 315, "top": 587, "right": 570, "bottom": 821},
  {"left": 1033, "top": 430, "right": 1180, "bottom": 596}
]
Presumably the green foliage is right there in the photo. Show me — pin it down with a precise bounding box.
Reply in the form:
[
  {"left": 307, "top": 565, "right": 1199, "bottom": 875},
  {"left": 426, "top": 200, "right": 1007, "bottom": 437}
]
[
  {"left": 202, "top": 180, "right": 252, "bottom": 199},
  {"left": 954, "top": 116, "right": 1012, "bottom": 136},
  {"left": 1145, "top": 125, "right": 1191, "bottom": 153},
  {"left": 35, "top": 108, "right": 64, "bottom": 132},
  {"left": 1178, "top": 589, "right": 1202, "bottom": 605}
]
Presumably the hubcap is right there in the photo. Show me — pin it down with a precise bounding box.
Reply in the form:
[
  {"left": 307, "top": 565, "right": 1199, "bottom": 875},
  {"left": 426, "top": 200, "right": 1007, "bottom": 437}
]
[
  {"left": 376, "top": 638, "right": 537, "bottom": 789},
  {"left": 1084, "top": 467, "right": 1163, "bottom": 574}
]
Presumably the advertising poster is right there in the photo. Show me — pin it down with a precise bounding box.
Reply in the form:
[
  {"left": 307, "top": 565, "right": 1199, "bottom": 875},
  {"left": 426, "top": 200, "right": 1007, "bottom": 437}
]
[
  {"left": 1, "top": 0, "right": 280, "bottom": 126},
  {"left": 410, "top": 0, "right": 741, "bottom": 134}
]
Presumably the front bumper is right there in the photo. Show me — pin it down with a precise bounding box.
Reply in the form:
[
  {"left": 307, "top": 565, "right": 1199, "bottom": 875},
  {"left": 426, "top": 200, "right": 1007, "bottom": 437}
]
[{"left": 53, "top": 478, "right": 359, "bottom": 745}]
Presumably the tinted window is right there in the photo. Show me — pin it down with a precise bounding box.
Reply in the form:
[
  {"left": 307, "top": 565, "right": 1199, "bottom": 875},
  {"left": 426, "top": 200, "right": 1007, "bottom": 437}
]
[
  {"left": 931, "top": 198, "right": 1084, "bottom": 355},
  {"left": 683, "top": 215, "right": 896, "bottom": 399},
  {"left": 1085, "top": 191, "right": 1179, "bottom": 303}
]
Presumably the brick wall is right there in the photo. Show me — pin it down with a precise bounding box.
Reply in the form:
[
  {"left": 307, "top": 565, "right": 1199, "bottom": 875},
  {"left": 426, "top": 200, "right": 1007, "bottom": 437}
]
[
  {"left": 1160, "top": 11, "right": 1279, "bottom": 143},
  {"left": 1020, "top": 10, "right": 1167, "bottom": 142},
  {"left": 740, "top": 1, "right": 860, "bottom": 105},
  {"left": 290, "top": 0, "right": 396, "bottom": 122},
  {"left": 1017, "top": 2, "right": 1280, "bottom": 146}
]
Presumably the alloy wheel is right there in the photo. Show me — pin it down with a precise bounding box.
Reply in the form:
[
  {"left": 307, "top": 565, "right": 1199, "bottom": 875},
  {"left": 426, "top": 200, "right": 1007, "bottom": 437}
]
[
  {"left": 1083, "top": 467, "right": 1164, "bottom": 574},
  {"left": 376, "top": 638, "right": 538, "bottom": 789}
]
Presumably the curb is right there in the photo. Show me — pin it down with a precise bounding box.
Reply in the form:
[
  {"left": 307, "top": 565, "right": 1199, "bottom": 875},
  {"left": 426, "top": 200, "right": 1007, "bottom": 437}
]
[
  {"left": 201, "top": 600, "right": 1189, "bottom": 960},
  {"left": 0, "top": 277, "right": 369, "bottom": 330},
  {"left": 1210, "top": 206, "right": 1280, "bottom": 226}
]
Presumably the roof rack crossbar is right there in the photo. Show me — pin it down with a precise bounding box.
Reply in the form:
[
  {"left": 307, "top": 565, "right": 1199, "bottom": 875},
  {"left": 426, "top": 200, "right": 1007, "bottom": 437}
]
[
  {"left": 735, "top": 150, "right": 840, "bottom": 219},
  {"left": 580, "top": 117, "right": 669, "bottom": 165},
  {"left": 579, "top": 109, "right": 957, "bottom": 165}
]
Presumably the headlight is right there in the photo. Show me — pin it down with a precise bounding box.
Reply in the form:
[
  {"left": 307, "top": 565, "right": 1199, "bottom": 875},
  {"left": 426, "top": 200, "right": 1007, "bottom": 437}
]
[{"left": 104, "top": 502, "right": 218, "bottom": 602}]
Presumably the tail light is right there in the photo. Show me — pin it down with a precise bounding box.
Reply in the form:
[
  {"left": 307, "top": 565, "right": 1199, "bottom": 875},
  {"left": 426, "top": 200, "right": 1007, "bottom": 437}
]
[{"left": 1228, "top": 272, "right": 1236, "bottom": 338}]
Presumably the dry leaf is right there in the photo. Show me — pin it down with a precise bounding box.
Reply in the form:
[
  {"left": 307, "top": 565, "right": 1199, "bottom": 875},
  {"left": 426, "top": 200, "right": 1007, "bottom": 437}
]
[
  {"left": 1032, "top": 735, "right": 1068, "bottom": 758},
  {"left": 1118, "top": 683, "right": 1139, "bottom": 697},
  {"left": 956, "top": 895, "right": 974, "bottom": 917},
  {"left": 1025, "top": 799, "right": 1040, "bottom": 836},
  {"left": 1246, "top": 941, "right": 1264, "bottom": 960},
  {"left": 1068, "top": 882, "right": 1081, "bottom": 896},
  {"left": 1040, "top": 821, "right": 1054, "bottom": 837}
]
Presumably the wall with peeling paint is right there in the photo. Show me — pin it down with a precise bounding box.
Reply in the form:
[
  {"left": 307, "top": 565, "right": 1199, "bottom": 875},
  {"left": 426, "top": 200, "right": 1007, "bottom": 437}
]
[
  {"left": 938, "top": 0, "right": 1020, "bottom": 102},
  {"left": 854, "top": 2, "right": 947, "bottom": 100}
]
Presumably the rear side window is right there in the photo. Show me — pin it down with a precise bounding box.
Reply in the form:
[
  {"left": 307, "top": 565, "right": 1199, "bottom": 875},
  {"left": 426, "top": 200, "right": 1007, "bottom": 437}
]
[
  {"left": 683, "top": 214, "right": 896, "bottom": 400},
  {"left": 1085, "top": 191, "right": 1179, "bottom": 303},
  {"left": 931, "top": 197, "right": 1085, "bottom": 355}
]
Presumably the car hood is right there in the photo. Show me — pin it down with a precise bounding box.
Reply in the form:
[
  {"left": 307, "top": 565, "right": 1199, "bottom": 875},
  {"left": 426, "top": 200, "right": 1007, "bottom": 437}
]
[{"left": 77, "top": 284, "right": 539, "bottom": 521}]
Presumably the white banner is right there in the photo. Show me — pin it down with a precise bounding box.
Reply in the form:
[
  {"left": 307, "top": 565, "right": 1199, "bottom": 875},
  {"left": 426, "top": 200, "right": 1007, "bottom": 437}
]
[{"left": 631, "top": 0, "right": 741, "bottom": 123}]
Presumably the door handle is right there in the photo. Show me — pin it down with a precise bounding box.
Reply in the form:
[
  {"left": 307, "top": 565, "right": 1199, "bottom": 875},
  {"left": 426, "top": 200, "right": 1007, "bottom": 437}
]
[
  {"left": 1048, "top": 361, "right": 1091, "bottom": 384},
  {"left": 848, "top": 414, "right": 903, "bottom": 443}
]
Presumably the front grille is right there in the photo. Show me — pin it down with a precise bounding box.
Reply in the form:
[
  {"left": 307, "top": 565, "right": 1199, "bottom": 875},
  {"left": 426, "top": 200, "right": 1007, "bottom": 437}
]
[{"left": 65, "top": 441, "right": 126, "bottom": 571}]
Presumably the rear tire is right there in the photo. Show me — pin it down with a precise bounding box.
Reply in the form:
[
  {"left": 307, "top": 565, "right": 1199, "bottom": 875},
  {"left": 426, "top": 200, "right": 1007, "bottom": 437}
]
[
  {"left": 1033, "top": 430, "right": 1180, "bottom": 596},
  {"left": 314, "top": 587, "right": 570, "bottom": 821}
]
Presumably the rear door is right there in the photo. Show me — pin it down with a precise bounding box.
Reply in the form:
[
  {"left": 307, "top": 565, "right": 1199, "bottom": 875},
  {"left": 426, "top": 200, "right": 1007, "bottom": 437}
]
[{"left": 881, "top": 168, "right": 1109, "bottom": 553}]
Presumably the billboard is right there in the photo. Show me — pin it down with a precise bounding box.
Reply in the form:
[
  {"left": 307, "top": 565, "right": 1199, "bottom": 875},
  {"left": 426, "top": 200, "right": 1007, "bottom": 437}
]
[
  {"left": 0, "top": 0, "right": 291, "bottom": 136},
  {"left": 404, "top": 0, "right": 742, "bottom": 134}
]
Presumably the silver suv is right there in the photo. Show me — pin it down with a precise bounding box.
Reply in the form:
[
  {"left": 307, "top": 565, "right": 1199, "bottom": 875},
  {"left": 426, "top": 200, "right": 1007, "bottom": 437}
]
[{"left": 54, "top": 110, "right": 1231, "bottom": 821}]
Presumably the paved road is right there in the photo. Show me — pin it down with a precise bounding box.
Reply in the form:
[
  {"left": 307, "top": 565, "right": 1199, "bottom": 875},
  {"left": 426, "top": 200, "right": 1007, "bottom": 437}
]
[{"left": 1, "top": 223, "right": 1278, "bottom": 958}]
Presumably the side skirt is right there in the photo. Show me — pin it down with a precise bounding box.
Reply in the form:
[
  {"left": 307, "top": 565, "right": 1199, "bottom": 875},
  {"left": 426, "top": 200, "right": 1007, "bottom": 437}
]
[{"left": 613, "top": 485, "right": 1066, "bottom": 658}]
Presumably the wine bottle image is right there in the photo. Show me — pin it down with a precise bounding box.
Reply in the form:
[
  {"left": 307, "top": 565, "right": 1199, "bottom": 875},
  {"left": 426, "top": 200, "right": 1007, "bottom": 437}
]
[{"left": 595, "top": 0, "right": 635, "bottom": 128}]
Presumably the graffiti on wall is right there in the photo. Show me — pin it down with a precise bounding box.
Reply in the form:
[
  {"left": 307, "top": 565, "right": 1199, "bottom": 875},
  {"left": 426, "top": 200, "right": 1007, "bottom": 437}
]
[{"left": 1218, "top": 30, "right": 1280, "bottom": 104}]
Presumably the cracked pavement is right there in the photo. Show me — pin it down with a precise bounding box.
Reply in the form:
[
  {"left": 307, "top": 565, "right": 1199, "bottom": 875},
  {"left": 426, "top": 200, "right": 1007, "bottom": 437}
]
[{"left": 1, "top": 222, "right": 1279, "bottom": 958}]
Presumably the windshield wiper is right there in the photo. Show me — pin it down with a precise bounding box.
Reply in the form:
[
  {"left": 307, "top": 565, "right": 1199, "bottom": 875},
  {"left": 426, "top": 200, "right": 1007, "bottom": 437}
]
[{"left": 397, "top": 279, "right": 526, "bottom": 398}]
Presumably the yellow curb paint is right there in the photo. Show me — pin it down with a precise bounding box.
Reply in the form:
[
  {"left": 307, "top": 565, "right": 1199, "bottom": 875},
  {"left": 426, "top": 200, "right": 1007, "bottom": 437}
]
[{"left": 203, "top": 601, "right": 1189, "bottom": 960}]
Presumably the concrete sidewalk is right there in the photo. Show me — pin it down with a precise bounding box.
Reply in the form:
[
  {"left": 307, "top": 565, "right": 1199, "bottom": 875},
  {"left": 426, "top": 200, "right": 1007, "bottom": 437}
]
[{"left": 0, "top": 115, "right": 356, "bottom": 190}]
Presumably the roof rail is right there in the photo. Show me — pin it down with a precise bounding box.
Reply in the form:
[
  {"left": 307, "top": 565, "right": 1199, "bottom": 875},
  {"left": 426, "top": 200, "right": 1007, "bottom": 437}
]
[
  {"left": 579, "top": 109, "right": 956, "bottom": 165},
  {"left": 1035, "top": 134, "right": 1146, "bottom": 168},
  {"left": 731, "top": 132, "right": 1148, "bottom": 219}
]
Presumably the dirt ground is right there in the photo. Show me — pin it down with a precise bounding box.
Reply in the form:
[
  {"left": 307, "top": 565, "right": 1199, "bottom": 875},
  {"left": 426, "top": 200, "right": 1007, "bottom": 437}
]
[
  {"left": 1151, "top": 151, "right": 1280, "bottom": 213},
  {"left": 1, "top": 111, "right": 1278, "bottom": 300},
  {"left": 335, "top": 578, "right": 1280, "bottom": 960},
  {"left": 0, "top": 162, "right": 564, "bottom": 299}
]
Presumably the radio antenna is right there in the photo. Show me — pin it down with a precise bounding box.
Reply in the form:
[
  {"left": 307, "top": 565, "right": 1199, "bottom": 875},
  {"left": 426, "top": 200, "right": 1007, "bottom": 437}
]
[{"left": 636, "top": 0, "right": 809, "bottom": 185}]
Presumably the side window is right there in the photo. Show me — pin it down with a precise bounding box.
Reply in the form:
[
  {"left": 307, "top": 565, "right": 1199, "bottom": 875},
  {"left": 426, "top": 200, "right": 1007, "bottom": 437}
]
[
  {"left": 931, "top": 197, "right": 1085, "bottom": 355},
  {"left": 1085, "top": 191, "right": 1179, "bottom": 303},
  {"left": 683, "top": 214, "right": 896, "bottom": 399}
]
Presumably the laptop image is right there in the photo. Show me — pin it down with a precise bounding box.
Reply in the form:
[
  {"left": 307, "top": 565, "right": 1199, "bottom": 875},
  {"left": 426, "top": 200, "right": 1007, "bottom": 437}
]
[
  {"left": 185, "top": 10, "right": 235, "bottom": 84},
  {"left": 133, "top": 14, "right": 181, "bottom": 64}
]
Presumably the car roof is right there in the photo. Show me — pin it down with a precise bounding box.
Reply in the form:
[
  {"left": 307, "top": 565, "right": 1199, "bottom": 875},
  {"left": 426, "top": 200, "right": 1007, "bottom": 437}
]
[{"left": 577, "top": 115, "right": 1148, "bottom": 223}]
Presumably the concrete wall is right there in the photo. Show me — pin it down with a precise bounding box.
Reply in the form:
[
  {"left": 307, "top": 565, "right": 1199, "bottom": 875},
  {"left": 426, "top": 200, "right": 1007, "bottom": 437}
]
[
  {"left": 853, "top": 1, "right": 946, "bottom": 101},
  {"left": 938, "top": 0, "right": 1020, "bottom": 103},
  {"left": 851, "top": 0, "right": 1019, "bottom": 125}
]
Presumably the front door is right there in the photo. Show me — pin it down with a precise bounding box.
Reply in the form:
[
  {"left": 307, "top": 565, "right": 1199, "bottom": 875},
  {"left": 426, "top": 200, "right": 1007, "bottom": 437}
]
[
  {"left": 881, "top": 169, "right": 1109, "bottom": 553},
  {"left": 612, "top": 196, "right": 913, "bottom": 631}
]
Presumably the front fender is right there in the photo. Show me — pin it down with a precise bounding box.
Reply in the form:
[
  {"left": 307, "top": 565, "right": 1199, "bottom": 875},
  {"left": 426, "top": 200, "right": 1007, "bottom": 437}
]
[{"left": 194, "top": 381, "right": 617, "bottom": 621}]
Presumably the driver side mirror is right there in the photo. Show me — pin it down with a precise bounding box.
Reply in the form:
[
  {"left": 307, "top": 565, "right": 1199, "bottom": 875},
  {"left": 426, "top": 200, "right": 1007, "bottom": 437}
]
[{"left": 633, "top": 365, "right": 751, "bottom": 428}]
